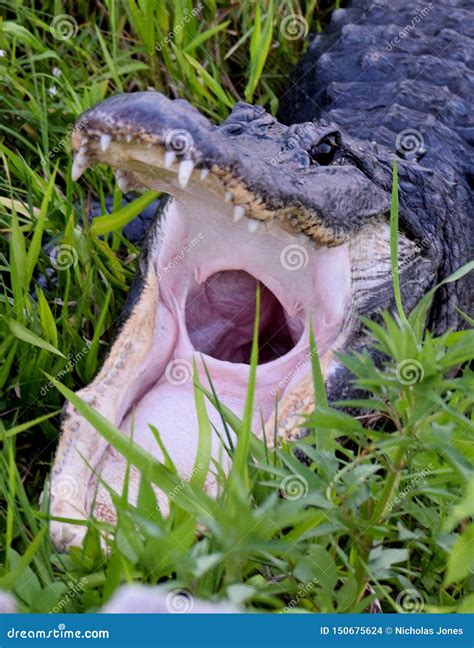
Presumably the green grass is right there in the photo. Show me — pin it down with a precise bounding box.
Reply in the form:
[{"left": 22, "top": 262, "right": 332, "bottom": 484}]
[{"left": 1, "top": 0, "right": 474, "bottom": 614}]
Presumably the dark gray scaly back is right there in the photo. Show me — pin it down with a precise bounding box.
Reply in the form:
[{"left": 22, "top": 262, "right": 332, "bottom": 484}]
[
  {"left": 279, "top": 0, "right": 473, "bottom": 330},
  {"left": 280, "top": 0, "right": 473, "bottom": 184}
]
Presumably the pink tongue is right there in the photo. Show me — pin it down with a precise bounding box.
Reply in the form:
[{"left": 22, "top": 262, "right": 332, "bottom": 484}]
[
  {"left": 121, "top": 382, "right": 239, "bottom": 471},
  {"left": 88, "top": 382, "right": 239, "bottom": 517}
]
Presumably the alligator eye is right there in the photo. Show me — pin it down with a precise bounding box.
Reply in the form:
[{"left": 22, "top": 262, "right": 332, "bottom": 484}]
[{"left": 309, "top": 135, "right": 339, "bottom": 165}]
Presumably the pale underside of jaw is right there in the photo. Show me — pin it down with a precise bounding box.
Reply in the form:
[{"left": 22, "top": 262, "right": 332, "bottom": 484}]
[
  {"left": 87, "top": 183, "right": 351, "bottom": 523},
  {"left": 56, "top": 137, "right": 352, "bottom": 536}
]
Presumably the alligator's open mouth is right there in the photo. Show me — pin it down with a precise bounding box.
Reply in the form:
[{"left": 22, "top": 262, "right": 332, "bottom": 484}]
[{"left": 49, "top": 91, "right": 406, "bottom": 549}]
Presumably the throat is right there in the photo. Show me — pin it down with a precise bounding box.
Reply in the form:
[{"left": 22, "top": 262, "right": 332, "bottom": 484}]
[
  {"left": 185, "top": 270, "right": 303, "bottom": 364},
  {"left": 86, "top": 192, "right": 352, "bottom": 521}
]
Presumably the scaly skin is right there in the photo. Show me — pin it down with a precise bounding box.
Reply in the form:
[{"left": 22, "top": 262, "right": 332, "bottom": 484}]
[
  {"left": 279, "top": 0, "right": 473, "bottom": 330},
  {"left": 48, "top": 0, "right": 473, "bottom": 550}
]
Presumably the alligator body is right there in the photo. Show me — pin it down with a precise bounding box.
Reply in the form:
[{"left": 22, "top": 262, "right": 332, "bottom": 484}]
[{"left": 50, "top": 0, "right": 473, "bottom": 550}]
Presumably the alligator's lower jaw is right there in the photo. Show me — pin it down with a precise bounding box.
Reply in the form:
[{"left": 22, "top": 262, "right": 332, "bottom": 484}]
[
  {"left": 50, "top": 159, "right": 352, "bottom": 552},
  {"left": 50, "top": 187, "right": 351, "bottom": 549}
]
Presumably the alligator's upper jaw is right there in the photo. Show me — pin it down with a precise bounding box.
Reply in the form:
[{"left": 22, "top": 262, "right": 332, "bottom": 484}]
[
  {"left": 48, "top": 92, "right": 392, "bottom": 549},
  {"left": 72, "top": 91, "right": 390, "bottom": 245}
]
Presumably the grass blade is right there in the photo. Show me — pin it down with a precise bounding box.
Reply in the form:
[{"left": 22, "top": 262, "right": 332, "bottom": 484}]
[
  {"left": 8, "top": 319, "right": 65, "bottom": 358},
  {"left": 90, "top": 191, "right": 160, "bottom": 236},
  {"left": 191, "top": 361, "right": 212, "bottom": 490},
  {"left": 230, "top": 283, "right": 260, "bottom": 488},
  {"left": 309, "top": 315, "right": 327, "bottom": 408},
  {"left": 389, "top": 158, "right": 408, "bottom": 325}
]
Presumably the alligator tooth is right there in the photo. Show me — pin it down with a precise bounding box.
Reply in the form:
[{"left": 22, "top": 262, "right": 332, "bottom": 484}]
[
  {"left": 115, "top": 170, "right": 129, "bottom": 191},
  {"left": 164, "top": 151, "right": 176, "bottom": 169},
  {"left": 224, "top": 191, "right": 232, "bottom": 203},
  {"left": 233, "top": 205, "right": 245, "bottom": 223},
  {"left": 71, "top": 155, "right": 89, "bottom": 181},
  {"left": 125, "top": 133, "right": 132, "bottom": 143},
  {"left": 247, "top": 218, "right": 259, "bottom": 233},
  {"left": 178, "top": 159, "right": 194, "bottom": 188},
  {"left": 200, "top": 168, "right": 209, "bottom": 180},
  {"left": 117, "top": 176, "right": 129, "bottom": 192},
  {"left": 100, "top": 133, "right": 112, "bottom": 152}
]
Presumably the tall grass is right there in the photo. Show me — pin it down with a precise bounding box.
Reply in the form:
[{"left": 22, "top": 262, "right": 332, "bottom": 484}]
[{"left": 0, "top": 1, "right": 473, "bottom": 614}]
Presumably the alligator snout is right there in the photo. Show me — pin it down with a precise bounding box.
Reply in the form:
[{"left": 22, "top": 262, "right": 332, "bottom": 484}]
[{"left": 72, "top": 91, "right": 390, "bottom": 246}]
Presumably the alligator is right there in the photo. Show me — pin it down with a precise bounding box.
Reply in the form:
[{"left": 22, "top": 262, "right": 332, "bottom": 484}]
[{"left": 49, "top": 0, "right": 473, "bottom": 550}]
